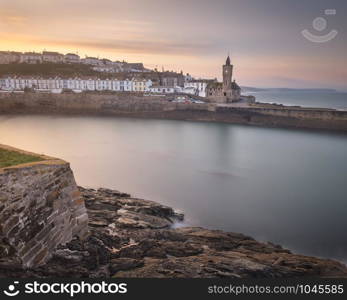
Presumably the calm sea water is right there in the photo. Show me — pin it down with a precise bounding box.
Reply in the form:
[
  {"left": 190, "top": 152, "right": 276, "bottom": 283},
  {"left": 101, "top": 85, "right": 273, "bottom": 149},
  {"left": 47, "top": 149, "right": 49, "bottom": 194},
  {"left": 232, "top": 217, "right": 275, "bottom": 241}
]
[
  {"left": 0, "top": 114, "right": 347, "bottom": 263},
  {"left": 247, "top": 90, "right": 347, "bottom": 110}
]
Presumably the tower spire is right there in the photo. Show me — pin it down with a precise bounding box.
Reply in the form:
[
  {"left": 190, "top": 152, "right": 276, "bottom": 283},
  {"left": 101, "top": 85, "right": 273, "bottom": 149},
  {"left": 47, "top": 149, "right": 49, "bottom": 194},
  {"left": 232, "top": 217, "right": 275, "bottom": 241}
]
[
  {"left": 223, "top": 53, "right": 233, "bottom": 92},
  {"left": 226, "top": 54, "right": 231, "bottom": 66}
]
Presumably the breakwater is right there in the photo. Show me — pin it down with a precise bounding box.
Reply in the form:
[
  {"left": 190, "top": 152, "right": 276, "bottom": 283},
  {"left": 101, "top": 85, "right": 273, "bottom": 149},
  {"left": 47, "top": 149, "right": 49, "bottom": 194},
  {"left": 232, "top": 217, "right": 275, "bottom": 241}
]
[{"left": 0, "top": 92, "right": 346, "bottom": 131}]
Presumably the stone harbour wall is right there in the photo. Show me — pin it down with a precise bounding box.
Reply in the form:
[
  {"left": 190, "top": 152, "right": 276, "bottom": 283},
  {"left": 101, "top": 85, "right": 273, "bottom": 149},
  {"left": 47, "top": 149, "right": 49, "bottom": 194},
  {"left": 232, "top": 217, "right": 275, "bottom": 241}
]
[
  {"left": 0, "top": 92, "right": 210, "bottom": 114},
  {"left": 0, "top": 92, "right": 346, "bottom": 131},
  {"left": 0, "top": 146, "right": 89, "bottom": 267},
  {"left": 212, "top": 106, "right": 347, "bottom": 131}
]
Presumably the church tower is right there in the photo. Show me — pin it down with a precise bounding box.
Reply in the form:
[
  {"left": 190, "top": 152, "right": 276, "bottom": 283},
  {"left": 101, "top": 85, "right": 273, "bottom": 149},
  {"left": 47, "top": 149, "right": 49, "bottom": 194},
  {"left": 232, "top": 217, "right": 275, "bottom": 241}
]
[{"left": 223, "top": 55, "right": 233, "bottom": 94}]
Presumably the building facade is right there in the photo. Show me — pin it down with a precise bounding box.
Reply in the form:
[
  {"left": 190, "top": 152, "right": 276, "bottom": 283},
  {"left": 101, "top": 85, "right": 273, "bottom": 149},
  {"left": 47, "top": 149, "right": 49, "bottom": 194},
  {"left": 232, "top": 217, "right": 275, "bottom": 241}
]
[
  {"left": 148, "top": 86, "right": 175, "bottom": 94},
  {"left": 0, "top": 50, "right": 149, "bottom": 75},
  {"left": 64, "top": 53, "right": 80, "bottom": 63},
  {"left": 82, "top": 57, "right": 102, "bottom": 66},
  {"left": 184, "top": 80, "right": 214, "bottom": 97},
  {"left": 133, "top": 78, "right": 152, "bottom": 92},
  {"left": 159, "top": 71, "right": 185, "bottom": 87},
  {"left": 0, "top": 76, "right": 154, "bottom": 93},
  {"left": 0, "top": 51, "right": 21, "bottom": 64},
  {"left": 19, "top": 52, "right": 43, "bottom": 64},
  {"left": 42, "top": 51, "right": 64, "bottom": 63},
  {"left": 206, "top": 56, "right": 241, "bottom": 103}
]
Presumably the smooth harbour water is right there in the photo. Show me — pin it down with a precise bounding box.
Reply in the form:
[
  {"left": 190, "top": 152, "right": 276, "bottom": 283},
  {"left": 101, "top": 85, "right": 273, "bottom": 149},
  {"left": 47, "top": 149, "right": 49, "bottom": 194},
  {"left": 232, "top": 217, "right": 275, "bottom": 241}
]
[{"left": 1, "top": 114, "right": 346, "bottom": 262}]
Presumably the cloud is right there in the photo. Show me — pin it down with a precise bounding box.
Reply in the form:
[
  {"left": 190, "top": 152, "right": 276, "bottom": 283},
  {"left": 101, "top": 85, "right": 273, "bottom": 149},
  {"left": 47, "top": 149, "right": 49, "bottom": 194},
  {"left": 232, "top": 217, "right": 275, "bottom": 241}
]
[
  {"left": 2, "top": 15, "right": 27, "bottom": 24},
  {"left": 1, "top": 32, "right": 217, "bottom": 56},
  {"left": 0, "top": 0, "right": 346, "bottom": 89},
  {"left": 57, "top": 38, "right": 216, "bottom": 56}
]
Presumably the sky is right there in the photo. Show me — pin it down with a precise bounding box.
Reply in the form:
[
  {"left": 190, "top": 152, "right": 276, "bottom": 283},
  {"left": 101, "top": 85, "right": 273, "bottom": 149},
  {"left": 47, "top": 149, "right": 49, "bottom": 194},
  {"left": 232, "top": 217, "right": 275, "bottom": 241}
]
[{"left": 0, "top": 0, "right": 346, "bottom": 90}]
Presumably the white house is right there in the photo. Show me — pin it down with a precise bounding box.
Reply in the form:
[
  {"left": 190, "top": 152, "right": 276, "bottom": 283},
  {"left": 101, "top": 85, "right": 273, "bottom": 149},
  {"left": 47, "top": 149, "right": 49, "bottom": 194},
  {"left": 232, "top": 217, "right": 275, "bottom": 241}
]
[
  {"left": 101, "top": 59, "right": 113, "bottom": 65},
  {"left": 184, "top": 80, "right": 209, "bottom": 97},
  {"left": 182, "top": 86, "right": 198, "bottom": 95},
  {"left": 82, "top": 57, "right": 102, "bottom": 66},
  {"left": 0, "top": 51, "right": 21, "bottom": 64},
  {"left": 184, "top": 73, "right": 193, "bottom": 82},
  {"left": 84, "top": 79, "right": 96, "bottom": 91},
  {"left": 120, "top": 79, "right": 133, "bottom": 92},
  {"left": 65, "top": 53, "right": 80, "bottom": 64},
  {"left": 133, "top": 78, "right": 152, "bottom": 92},
  {"left": 148, "top": 86, "right": 175, "bottom": 94},
  {"left": 0, "top": 76, "right": 155, "bottom": 94},
  {"left": 92, "top": 66, "right": 115, "bottom": 73},
  {"left": 20, "top": 52, "right": 43, "bottom": 64},
  {"left": 42, "top": 51, "right": 64, "bottom": 63}
]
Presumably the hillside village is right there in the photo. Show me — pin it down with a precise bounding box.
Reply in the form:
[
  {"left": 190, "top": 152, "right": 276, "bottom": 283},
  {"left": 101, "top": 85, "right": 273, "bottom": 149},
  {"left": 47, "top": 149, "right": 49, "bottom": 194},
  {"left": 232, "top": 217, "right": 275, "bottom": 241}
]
[
  {"left": 0, "top": 50, "right": 148, "bottom": 72},
  {"left": 0, "top": 50, "right": 252, "bottom": 103}
]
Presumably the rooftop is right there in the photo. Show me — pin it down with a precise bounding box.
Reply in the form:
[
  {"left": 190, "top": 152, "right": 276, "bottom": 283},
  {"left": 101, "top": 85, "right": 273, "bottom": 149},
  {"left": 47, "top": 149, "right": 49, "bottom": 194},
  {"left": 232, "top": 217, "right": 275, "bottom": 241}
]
[
  {"left": 189, "top": 79, "right": 216, "bottom": 83},
  {"left": 207, "top": 82, "right": 222, "bottom": 88},
  {"left": 23, "top": 52, "right": 41, "bottom": 55},
  {"left": 42, "top": 51, "right": 62, "bottom": 56},
  {"left": 231, "top": 80, "right": 241, "bottom": 90}
]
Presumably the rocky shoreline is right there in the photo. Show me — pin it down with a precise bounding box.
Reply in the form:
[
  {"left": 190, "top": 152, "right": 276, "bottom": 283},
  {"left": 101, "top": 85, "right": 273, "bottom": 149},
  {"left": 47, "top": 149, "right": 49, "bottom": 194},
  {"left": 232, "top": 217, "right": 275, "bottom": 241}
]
[{"left": 1, "top": 187, "right": 347, "bottom": 278}]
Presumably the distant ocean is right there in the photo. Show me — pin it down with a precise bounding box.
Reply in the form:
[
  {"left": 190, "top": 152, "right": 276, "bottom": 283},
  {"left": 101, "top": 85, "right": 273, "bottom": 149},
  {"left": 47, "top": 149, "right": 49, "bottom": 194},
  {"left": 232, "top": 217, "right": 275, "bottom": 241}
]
[{"left": 243, "top": 90, "right": 347, "bottom": 110}]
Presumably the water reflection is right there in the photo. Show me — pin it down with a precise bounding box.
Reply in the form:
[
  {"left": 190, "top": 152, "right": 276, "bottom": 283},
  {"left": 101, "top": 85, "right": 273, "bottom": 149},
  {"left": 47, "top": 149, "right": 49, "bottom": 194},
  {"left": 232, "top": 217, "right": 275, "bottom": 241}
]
[{"left": 0, "top": 114, "right": 346, "bottom": 262}]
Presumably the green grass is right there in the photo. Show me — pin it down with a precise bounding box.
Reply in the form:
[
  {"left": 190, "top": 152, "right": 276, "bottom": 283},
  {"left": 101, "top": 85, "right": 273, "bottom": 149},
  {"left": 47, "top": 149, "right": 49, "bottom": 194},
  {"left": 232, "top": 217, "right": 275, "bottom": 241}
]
[
  {"left": 0, "top": 62, "right": 102, "bottom": 78},
  {"left": 0, "top": 148, "right": 44, "bottom": 168},
  {"left": 0, "top": 63, "right": 159, "bottom": 81}
]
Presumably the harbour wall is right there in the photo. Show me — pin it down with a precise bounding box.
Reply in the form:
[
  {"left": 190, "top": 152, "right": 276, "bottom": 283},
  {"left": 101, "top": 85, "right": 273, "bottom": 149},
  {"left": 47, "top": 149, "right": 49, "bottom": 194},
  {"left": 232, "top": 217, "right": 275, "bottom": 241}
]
[{"left": 0, "top": 92, "right": 346, "bottom": 131}]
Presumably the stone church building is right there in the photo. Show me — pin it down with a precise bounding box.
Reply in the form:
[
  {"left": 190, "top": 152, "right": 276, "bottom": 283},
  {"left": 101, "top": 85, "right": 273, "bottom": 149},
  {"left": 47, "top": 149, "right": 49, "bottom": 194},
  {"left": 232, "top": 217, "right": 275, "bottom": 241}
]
[{"left": 206, "top": 56, "right": 241, "bottom": 103}]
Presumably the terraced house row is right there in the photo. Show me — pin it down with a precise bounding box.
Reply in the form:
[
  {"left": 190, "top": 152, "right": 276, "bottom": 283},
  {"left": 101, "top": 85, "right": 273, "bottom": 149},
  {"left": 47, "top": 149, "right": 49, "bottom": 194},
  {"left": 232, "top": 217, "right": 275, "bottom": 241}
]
[
  {"left": 0, "top": 51, "right": 146, "bottom": 73},
  {"left": 0, "top": 76, "right": 206, "bottom": 95},
  {"left": 0, "top": 77, "right": 154, "bottom": 93}
]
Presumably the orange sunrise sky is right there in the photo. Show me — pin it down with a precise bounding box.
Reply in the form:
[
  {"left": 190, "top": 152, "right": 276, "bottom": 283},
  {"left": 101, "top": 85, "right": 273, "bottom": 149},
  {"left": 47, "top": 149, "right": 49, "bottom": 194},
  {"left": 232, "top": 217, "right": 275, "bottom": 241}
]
[{"left": 0, "top": 0, "right": 346, "bottom": 89}]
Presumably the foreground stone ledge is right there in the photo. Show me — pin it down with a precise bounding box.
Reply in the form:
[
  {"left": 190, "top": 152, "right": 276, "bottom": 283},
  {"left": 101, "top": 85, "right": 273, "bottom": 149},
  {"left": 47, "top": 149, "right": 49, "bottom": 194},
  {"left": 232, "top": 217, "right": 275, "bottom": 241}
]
[
  {"left": 0, "top": 145, "right": 89, "bottom": 268},
  {"left": 1, "top": 186, "right": 346, "bottom": 278}
]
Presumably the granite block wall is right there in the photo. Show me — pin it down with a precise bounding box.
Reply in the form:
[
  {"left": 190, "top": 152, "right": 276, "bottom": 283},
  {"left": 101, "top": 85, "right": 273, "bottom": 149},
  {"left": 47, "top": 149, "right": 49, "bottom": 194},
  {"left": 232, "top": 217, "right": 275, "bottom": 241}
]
[{"left": 0, "top": 149, "right": 89, "bottom": 267}]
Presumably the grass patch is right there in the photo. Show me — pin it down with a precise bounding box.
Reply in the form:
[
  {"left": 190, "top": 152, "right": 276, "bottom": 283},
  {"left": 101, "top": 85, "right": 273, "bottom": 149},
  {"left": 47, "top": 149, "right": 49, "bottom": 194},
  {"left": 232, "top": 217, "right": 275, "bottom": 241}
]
[
  {"left": 0, "top": 148, "right": 44, "bottom": 168},
  {"left": 0, "top": 63, "right": 101, "bottom": 78},
  {"left": 0, "top": 63, "right": 158, "bottom": 80}
]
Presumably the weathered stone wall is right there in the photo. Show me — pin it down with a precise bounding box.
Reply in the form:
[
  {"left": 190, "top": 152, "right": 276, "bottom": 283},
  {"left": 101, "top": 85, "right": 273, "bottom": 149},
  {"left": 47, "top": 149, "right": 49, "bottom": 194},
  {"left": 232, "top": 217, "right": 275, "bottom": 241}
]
[
  {"left": 213, "top": 106, "right": 347, "bottom": 131},
  {"left": 0, "top": 145, "right": 88, "bottom": 267},
  {"left": 0, "top": 92, "right": 346, "bottom": 131},
  {"left": 217, "top": 106, "right": 347, "bottom": 121},
  {"left": 0, "top": 92, "right": 210, "bottom": 114}
]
